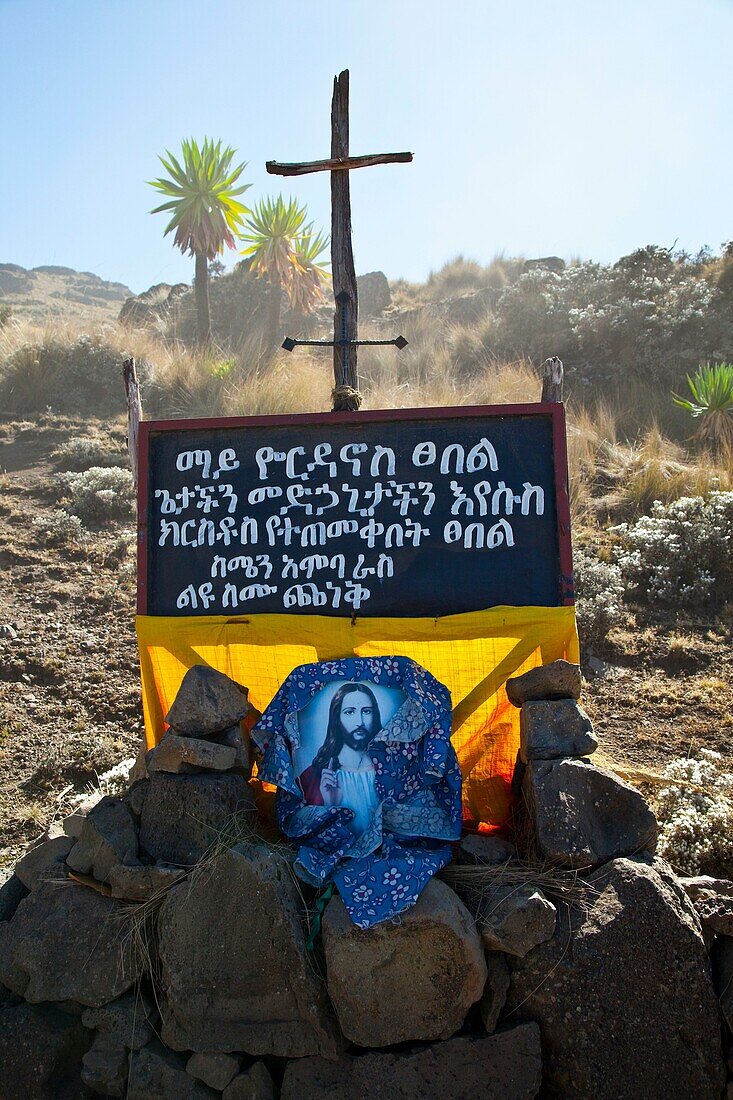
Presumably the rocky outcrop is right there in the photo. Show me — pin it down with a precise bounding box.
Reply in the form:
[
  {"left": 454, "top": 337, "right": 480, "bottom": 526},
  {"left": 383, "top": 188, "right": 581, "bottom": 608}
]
[
  {"left": 280, "top": 1023, "right": 543, "bottom": 1100},
  {"left": 357, "top": 271, "right": 392, "bottom": 316},
  {"left": 507, "top": 857, "right": 725, "bottom": 1099},
  {"left": 158, "top": 844, "right": 340, "bottom": 1058},
  {"left": 322, "top": 878, "right": 486, "bottom": 1046}
]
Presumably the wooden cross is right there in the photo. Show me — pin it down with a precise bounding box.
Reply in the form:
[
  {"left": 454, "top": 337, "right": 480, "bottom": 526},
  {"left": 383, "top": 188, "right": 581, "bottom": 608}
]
[{"left": 267, "top": 69, "right": 412, "bottom": 411}]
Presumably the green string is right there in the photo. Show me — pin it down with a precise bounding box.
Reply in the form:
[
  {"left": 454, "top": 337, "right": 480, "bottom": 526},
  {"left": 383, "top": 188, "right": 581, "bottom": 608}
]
[{"left": 306, "top": 882, "right": 335, "bottom": 952}]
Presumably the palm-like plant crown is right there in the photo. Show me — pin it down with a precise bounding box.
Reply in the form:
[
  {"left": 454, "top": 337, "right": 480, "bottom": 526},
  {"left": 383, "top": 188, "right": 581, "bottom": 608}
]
[
  {"left": 240, "top": 196, "right": 330, "bottom": 310},
  {"left": 149, "top": 138, "right": 251, "bottom": 260}
]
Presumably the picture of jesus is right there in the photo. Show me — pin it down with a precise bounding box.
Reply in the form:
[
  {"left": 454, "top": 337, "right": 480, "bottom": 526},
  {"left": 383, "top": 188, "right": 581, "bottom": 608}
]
[{"left": 298, "top": 682, "right": 382, "bottom": 836}]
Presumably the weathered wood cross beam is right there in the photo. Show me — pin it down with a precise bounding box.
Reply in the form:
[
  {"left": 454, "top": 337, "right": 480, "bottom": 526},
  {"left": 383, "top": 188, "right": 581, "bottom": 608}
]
[{"left": 267, "top": 69, "right": 412, "bottom": 411}]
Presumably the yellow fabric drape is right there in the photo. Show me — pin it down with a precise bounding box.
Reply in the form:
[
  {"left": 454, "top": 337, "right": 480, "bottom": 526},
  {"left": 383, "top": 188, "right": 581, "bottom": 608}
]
[{"left": 136, "top": 605, "right": 578, "bottom": 828}]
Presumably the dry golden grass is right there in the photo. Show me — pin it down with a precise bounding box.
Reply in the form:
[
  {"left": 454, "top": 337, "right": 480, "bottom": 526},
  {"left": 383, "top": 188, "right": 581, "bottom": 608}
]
[{"left": 2, "top": 311, "right": 731, "bottom": 528}]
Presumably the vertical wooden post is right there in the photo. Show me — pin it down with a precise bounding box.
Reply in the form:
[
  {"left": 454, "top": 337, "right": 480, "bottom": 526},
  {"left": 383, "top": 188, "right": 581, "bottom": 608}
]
[
  {"left": 331, "top": 69, "right": 359, "bottom": 406},
  {"left": 541, "top": 356, "right": 564, "bottom": 403},
  {"left": 123, "top": 358, "right": 142, "bottom": 487}
]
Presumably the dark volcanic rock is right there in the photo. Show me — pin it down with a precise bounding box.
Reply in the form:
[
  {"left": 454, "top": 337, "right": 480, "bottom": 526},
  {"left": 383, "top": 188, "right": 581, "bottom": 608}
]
[
  {"left": 519, "top": 699, "right": 597, "bottom": 762},
  {"left": 0, "top": 1000, "right": 92, "bottom": 1100},
  {"left": 525, "top": 757, "right": 658, "bottom": 867},
  {"left": 0, "top": 880, "right": 142, "bottom": 1006},
  {"left": 147, "top": 731, "right": 237, "bottom": 774},
  {"left": 158, "top": 844, "right": 340, "bottom": 1058},
  {"left": 127, "top": 1041, "right": 218, "bottom": 1099},
  {"left": 66, "top": 796, "right": 139, "bottom": 884},
  {"left": 506, "top": 857, "right": 725, "bottom": 1099},
  {"left": 165, "top": 665, "right": 250, "bottom": 737},
  {"left": 81, "top": 989, "right": 155, "bottom": 1051},
  {"left": 14, "top": 836, "right": 74, "bottom": 890},
  {"left": 506, "top": 659, "right": 581, "bottom": 707},
  {"left": 280, "top": 1022, "right": 542, "bottom": 1100},
  {"left": 139, "top": 771, "right": 254, "bottom": 865}
]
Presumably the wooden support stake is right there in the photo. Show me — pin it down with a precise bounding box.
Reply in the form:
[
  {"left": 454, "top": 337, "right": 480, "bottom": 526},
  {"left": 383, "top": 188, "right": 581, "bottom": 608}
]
[
  {"left": 541, "top": 356, "right": 564, "bottom": 403},
  {"left": 331, "top": 70, "right": 358, "bottom": 398},
  {"left": 123, "top": 358, "right": 142, "bottom": 486}
]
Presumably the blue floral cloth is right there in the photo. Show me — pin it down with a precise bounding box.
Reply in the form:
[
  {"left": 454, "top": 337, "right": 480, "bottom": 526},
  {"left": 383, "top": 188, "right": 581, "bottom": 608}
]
[{"left": 252, "top": 656, "right": 462, "bottom": 929}]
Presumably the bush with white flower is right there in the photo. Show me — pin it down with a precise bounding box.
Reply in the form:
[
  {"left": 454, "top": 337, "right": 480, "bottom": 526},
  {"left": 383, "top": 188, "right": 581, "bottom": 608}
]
[
  {"left": 32, "top": 508, "right": 83, "bottom": 545},
  {"left": 654, "top": 749, "right": 733, "bottom": 876},
  {"left": 612, "top": 491, "right": 733, "bottom": 606},
  {"left": 573, "top": 545, "right": 626, "bottom": 652},
  {"left": 60, "top": 465, "right": 134, "bottom": 523}
]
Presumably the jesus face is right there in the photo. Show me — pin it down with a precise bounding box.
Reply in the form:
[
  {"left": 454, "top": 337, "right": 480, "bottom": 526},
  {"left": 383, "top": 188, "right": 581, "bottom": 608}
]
[{"left": 338, "top": 689, "right": 377, "bottom": 751}]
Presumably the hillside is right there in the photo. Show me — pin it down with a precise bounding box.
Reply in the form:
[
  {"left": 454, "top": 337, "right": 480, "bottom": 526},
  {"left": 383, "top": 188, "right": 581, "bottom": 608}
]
[{"left": 0, "top": 263, "right": 132, "bottom": 324}]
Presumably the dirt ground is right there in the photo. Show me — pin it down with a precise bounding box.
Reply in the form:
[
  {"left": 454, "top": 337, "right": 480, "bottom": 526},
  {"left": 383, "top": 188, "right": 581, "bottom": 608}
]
[{"left": 0, "top": 414, "right": 731, "bottom": 871}]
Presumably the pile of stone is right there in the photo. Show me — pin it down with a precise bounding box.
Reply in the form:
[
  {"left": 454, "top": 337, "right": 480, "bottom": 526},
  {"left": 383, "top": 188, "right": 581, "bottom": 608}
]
[{"left": 0, "top": 661, "right": 730, "bottom": 1099}]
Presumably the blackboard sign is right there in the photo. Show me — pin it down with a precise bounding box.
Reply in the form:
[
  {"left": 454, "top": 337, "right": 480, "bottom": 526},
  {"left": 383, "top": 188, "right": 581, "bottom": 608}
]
[{"left": 137, "top": 404, "right": 573, "bottom": 618}]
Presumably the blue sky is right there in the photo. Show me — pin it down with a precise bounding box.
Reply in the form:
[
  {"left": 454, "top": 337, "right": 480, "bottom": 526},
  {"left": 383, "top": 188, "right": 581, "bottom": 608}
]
[{"left": 1, "top": 0, "right": 731, "bottom": 293}]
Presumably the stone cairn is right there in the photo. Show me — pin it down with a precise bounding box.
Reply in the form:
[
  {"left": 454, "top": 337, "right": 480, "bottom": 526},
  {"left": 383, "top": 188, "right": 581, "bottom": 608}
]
[{"left": 0, "top": 661, "right": 731, "bottom": 1099}]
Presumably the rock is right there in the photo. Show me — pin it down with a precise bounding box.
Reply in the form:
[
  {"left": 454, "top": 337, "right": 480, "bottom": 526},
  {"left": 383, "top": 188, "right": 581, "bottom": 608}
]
[
  {"left": 695, "top": 895, "right": 733, "bottom": 935},
  {"left": 128, "top": 1042, "right": 218, "bottom": 1100},
  {"left": 165, "top": 665, "right": 250, "bottom": 737},
  {"left": 187, "top": 1052, "right": 241, "bottom": 1091},
  {"left": 322, "top": 878, "right": 487, "bottom": 1046},
  {"left": 81, "top": 990, "right": 155, "bottom": 1050},
  {"left": 457, "top": 834, "right": 517, "bottom": 864},
  {"left": 140, "top": 772, "right": 254, "bottom": 865},
  {"left": 0, "top": 872, "right": 29, "bottom": 922},
  {"left": 520, "top": 700, "right": 597, "bottom": 762},
  {"left": 0, "top": 1001, "right": 92, "bottom": 1100},
  {"left": 211, "top": 723, "right": 252, "bottom": 774},
  {"left": 223, "top": 1062, "right": 275, "bottom": 1100},
  {"left": 480, "top": 952, "right": 511, "bottom": 1032},
  {"left": 477, "top": 884, "right": 556, "bottom": 957},
  {"left": 507, "top": 857, "right": 725, "bottom": 1099},
  {"left": 715, "top": 935, "right": 733, "bottom": 1034},
  {"left": 357, "top": 270, "right": 391, "bottom": 316},
  {"left": 81, "top": 1034, "right": 128, "bottom": 1097},
  {"left": 147, "top": 731, "right": 237, "bottom": 774},
  {"left": 525, "top": 757, "right": 658, "bottom": 868},
  {"left": 506, "top": 659, "right": 581, "bottom": 707},
  {"left": 109, "top": 862, "right": 186, "bottom": 902},
  {"left": 62, "top": 791, "right": 105, "bottom": 840},
  {"left": 680, "top": 875, "right": 733, "bottom": 901},
  {"left": 523, "top": 256, "right": 566, "bottom": 274},
  {"left": 15, "top": 835, "right": 74, "bottom": 890},
  {"left": 128, "top": 741, "right": 149, "bottom": 785},
  {"left": 66, "top": 797, "right": 139, "bottom": 884},
  {"left": 158, "top": 844, "right": 340, "bottom": 1057},
  {"left": 280, "top": 1022, "right": 542, "bottom": 1100},
  {"left": 123, "top": 779, "right": 149, "bottom": 818},
  {"left": 0, "top": 880, "right": 142, "bottom": 1006}
]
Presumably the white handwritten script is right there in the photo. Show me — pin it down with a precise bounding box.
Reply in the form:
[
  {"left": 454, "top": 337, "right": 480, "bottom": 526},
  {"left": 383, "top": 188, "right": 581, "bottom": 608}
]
[{"left": 150, "top": 435, "right": 550, "bottom": 615}]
